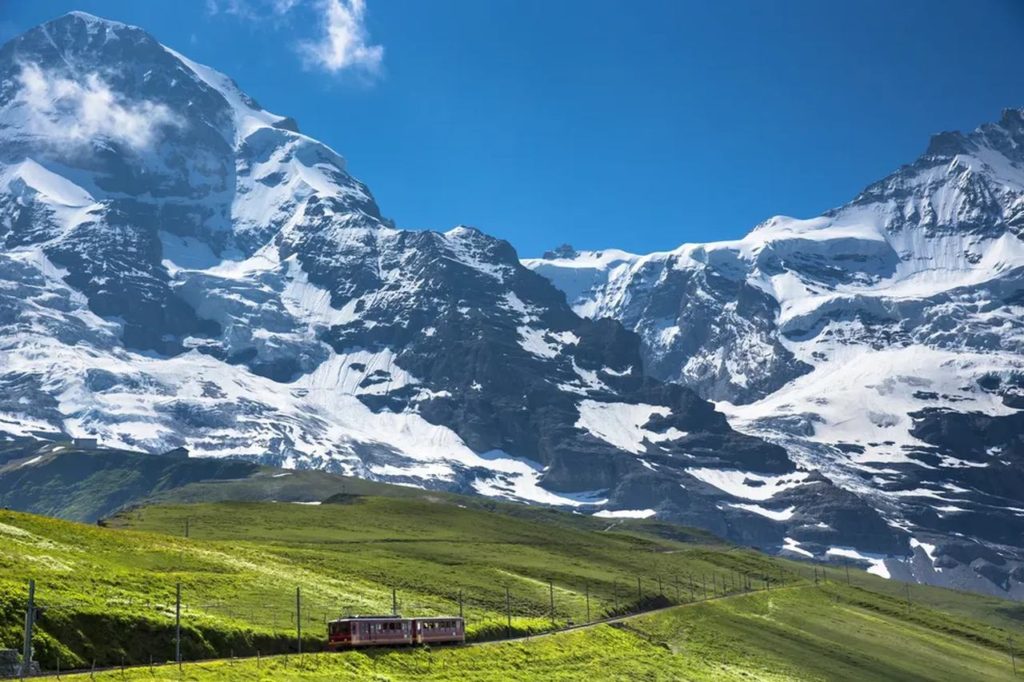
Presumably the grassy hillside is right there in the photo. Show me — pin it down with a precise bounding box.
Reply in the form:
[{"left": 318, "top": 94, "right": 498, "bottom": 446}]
[
  {"left": 2, "top": 492, "right": 1021, "bottom": 680},
  {"left": 34, "top": 587, "right": 1022, "bottom": 681},
  {"left": 0, "top": 495, "right": 782, "bottom": 668}
]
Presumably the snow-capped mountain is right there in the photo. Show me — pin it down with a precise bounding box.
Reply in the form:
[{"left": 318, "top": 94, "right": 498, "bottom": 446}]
[
  {"left": 0, "top": 12, "right": 901, "bottom": 564},
  {"left": 526, "top": 110, "right": 1024, "bottom": 597},
  {"left": 5, "top": 12, "right": 1021, "bottom": 599}
]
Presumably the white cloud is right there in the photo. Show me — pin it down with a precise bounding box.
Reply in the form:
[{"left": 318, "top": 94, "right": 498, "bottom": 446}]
[
  {"left": 15, "top": 63, "right": 182, "bottom": 150},
  {"left": 300, "top": 0, "right": 383, "bottom": 77}
]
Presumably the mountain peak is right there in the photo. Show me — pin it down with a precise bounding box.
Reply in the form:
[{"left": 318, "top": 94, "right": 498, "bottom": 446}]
[
  {"left": 542, "top": 244, "right": 578, "bottom": 260},
  {"left": 47, "top": 10, "right": 136, "bottom": 33}
]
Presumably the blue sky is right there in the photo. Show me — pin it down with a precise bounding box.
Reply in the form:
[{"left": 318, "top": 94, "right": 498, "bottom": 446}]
[{"left": 3, "top": 1, "right": 1023, "bottom": 257}]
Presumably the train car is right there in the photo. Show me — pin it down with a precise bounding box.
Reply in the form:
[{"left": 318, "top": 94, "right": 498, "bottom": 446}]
[
  {"left": 412, "top": 616, "right": 465, "bottom": 645},
  {"left": 326, "top": 615, "right": 413, "bottom": 649}
]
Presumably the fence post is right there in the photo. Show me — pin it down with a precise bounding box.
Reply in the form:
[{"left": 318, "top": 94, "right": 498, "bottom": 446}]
[
  {"left": 21, "top": 579, "right": 35, "bottom": 678},
  {"left": 175, "top": 582, "right": 182, "bottom": 669},
  {"left": 296, "top": 586, "right": 302, "bottom": 655}
]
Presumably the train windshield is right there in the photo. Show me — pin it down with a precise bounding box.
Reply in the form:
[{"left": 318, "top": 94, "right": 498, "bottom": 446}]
[{"left": 329, "top": 621, "right": 351, "bottom": 635}]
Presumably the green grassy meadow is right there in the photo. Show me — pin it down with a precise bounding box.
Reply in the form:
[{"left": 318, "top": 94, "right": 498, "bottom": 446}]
[
  {"left": 31, "top": 587, "right": 1022, "bottom": 681},
  {"left": 1, "top": 491, "right": 1021, "bottom": 680}
]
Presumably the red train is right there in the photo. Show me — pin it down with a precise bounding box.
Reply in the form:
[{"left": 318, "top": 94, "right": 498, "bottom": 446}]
[{"left": 326, "top": 615, "right": 465, "bottom": 649}]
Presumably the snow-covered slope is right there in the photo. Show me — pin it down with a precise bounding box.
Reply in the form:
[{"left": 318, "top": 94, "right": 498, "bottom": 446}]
[
  {"left": 0, "top": 12, "right": 898, "bottom": 562},
  {"left": 526, "top": 109, "right": 1024, "bottom": 598}
]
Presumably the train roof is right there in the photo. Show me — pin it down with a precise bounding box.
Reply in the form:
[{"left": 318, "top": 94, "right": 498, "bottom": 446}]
[{"left": 328, "top": 614, "right": 464, "bottom": 622}]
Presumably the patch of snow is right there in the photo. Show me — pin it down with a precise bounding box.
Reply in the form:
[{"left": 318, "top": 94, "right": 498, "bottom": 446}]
[
  {"left": 575, "top": 400, "right": 672, "bottom": 454},
  {"left": 782, "top": 537, "right": 813, "bottom": 557},
  {"left": 592, "top": 508, "right": 657, "bottom": 519},
  {"left": 826, "top": 546, "right": 891, "bottom": 579},
  {"left": 728, "top": 503, "right": 796, "bottom": 521},
  {"left": 687, "top": 468, "right": 809, "bottom": 501}
]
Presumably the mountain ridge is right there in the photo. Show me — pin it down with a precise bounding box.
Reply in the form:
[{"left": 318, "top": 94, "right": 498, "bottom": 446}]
[
  {"left": 526, "top": 102, "right": 1024, "bottom": 599},
  {"left": 1, "top": 11, "right": 1021, "bottom": 600}
]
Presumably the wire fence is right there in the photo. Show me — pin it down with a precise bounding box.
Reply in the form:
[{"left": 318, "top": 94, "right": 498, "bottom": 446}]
[
  {"left": 4, "top": 563, "right": 801, "bottom": 678},
  {"left": 5, "top": 560, "right": 1021, "bottom": 678}
]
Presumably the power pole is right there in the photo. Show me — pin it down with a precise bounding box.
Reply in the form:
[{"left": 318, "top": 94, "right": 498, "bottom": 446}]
[
  {"left": 505, "top": 587, "right": 511, "bottom": 639},
  {"left": 296, "top": 587, "right": 302, "bottom": 655},
  {"left": 712, "top": 573, "right": 717, "bottom": 597},
  {"left": 702, "top": 574, "right": 707, "bottom": 600},
  {"left": 905, "top": 582, "right": 911, "bottom": 615},
  {"left": 21, "top": 579, "right": 35, "bottom": 678},
  {"left": 585, "top": 583, "right": 590, "bottom": 623},
  {"left": 673, "top": 575, "right": 680, "bottom": 602},
  {"left": 1009, "top": 635, "right": 1017, "bottom": 676},
  {"left": 392, "top": 587, "right": 398, "bottom": 616},
  {"left": 549, "top": 579, "right": 555, "bottom": 626},
  {"left": 636, "top": 576, "right": 642, "bottom": 607},
  {"left": 845, "top": 561, "right": 851, "bottom": 585},
  {"left": 175, "top": 582, "right": 181, "bottom": 669},
  {"left": 657, "top": 576, "right": 663, "bottom": 596},
  {"left": 184, "top": 517, "right": 189, "bottom": 539},
  {"left": 458, "top": 589, "right": 463, "bottom": 620}
]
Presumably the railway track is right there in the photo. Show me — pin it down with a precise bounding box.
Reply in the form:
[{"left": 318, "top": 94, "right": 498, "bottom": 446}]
[
  {"left": 470, "top": 584, "right": 803, "bottom": 647},
  {"left": 28, "top": 585, "right": 802, "bottom": 678}
]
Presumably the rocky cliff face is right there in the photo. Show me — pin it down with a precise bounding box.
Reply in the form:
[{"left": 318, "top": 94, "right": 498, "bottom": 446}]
[
  {"left": 0, "top": 12, "right": 897, "bottom": 564},
  {"left": 526, "top": 109, "right": 1024, "bottom": 598},
  {"left": 6, "top": 11, "right": 1021, "bottom": 599}
]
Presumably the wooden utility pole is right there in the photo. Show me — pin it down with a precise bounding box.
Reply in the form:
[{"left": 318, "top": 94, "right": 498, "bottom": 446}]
[
  {"left": 175, "top": 582, "right": 181, "bottom": 669},
  {"left": 636, "top": 576, "right": 642, "bottom": 607},
  {"left": 392, "top": 587, "right": 398, "bottom": 616},
  {"left": 585, "top": 583, "right": 591, "bottom": 623},
  {"left": 1009, "top": 635, "right": 1017, "bottom": 676},
  {"left": 549, "top": 580, "right": 555, "bottom": 626},
  {"left": 21, "top": 579, "right": 35, "bottom": 678},
  {"left": 505, "top": 587, "right": 511, "bottom": 639},
  {"left": 296, "top": 587, "right": 302, "bottom": 655},
  {"left": 458, "top": 589, "right": 463, "bottom": 620}
]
